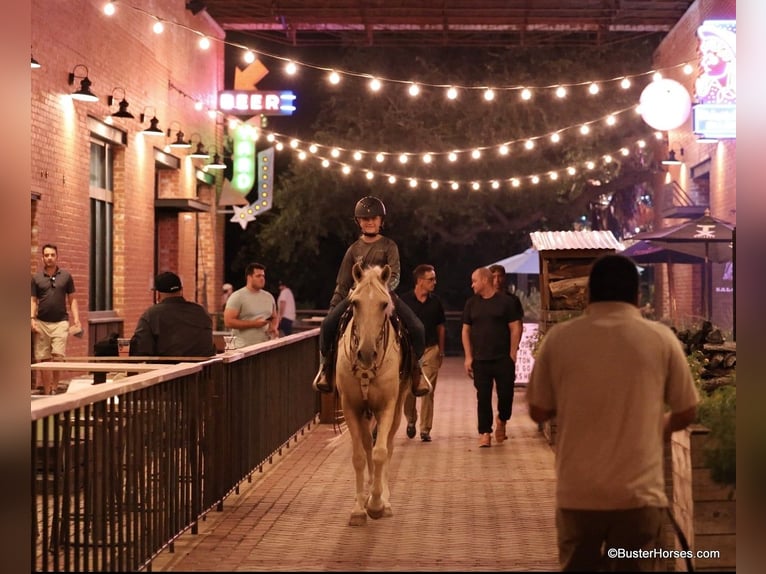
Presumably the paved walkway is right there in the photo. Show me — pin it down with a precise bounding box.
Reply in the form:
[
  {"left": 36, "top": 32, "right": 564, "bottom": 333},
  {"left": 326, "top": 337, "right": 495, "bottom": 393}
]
[{"left": 150, "top": 357, "right": 559, "bottom": 572}]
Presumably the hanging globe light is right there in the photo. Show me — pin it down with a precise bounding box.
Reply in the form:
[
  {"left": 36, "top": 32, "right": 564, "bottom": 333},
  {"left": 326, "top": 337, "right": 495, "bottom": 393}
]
[{"left": 639, "top": 78, "right": 692, "bottom": 131}]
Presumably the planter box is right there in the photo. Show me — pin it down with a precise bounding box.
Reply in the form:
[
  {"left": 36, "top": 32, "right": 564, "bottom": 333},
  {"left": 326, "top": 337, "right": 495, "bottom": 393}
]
[{"left": 671, "top": 424, "right": 736, "bottom": 571}]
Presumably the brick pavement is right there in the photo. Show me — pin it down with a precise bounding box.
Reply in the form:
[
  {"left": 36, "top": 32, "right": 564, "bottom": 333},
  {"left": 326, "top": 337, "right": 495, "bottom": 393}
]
[{"left": 150, "top": 357, "right": 559, "bottom": 572}]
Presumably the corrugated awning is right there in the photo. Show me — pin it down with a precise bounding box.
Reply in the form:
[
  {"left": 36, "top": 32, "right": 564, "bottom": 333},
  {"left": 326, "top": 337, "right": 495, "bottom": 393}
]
[{"left": 529, "top": 230, "right": 624, "bottom": 252}]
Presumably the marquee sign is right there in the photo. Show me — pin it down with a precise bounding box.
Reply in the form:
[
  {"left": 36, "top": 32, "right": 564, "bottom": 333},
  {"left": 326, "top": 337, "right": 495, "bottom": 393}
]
[{"left": 218, "top": 90, "right": 297, "bottom": 116}]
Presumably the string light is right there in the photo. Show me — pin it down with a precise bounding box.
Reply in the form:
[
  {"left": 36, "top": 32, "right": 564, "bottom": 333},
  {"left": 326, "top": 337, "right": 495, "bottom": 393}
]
[
  {"left": 263, "top": 131, "right": 650, "bottom": 191},
  {"left": 103, "top": 1, "right": 695, "bottom": 102}
]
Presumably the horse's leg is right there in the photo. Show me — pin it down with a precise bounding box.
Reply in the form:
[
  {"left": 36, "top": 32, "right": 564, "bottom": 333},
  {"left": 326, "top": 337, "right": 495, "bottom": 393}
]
[
  {"left": 365, "top": 417, "right": 375, "bottom": 491},
  {"left": 342, "top": 402, "right": 370, "bottom": 526},
  {"left": 379, "top": 382, "right": 408, "bottom": 517},
  {"left": 366, "top": 403, "right": 397, "bottom": 519}
]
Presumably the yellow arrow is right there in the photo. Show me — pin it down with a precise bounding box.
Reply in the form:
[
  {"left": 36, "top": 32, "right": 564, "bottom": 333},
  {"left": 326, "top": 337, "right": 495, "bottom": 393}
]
[{"left": 234, "top": 60, "right": 269, "bottom": 90}]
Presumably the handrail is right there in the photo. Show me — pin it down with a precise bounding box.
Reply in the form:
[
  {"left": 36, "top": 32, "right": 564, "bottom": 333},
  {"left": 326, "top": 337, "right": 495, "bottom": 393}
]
[{"left": 31, "top": 331, "right": 320, "bottom": 572}]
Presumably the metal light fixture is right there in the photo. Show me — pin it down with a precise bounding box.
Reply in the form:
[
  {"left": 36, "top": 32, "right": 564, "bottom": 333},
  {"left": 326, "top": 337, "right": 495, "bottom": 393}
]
[
  {"left": 68, "top": 64, "right": 98, "bottom": 102},
  {"left": 205, "top": 146, "right": 227, "bottom": 169},
  {"left": 661, "top": 148, "right": 683, "bottom": 166},
  {"left": 31, "top": 54, "right": 41, "bottom": 69},
  {"left": 188, "top": 133, "right": 209, "bottom": 159},
  {"left": 166, "top": 121, "right": 191, "bottom": 149},
  {"left": 139, "top": 107, "right": 163, "bottom": 135},
  {"left": 107, "top": 87, "right": 135, "bottom": 119}
]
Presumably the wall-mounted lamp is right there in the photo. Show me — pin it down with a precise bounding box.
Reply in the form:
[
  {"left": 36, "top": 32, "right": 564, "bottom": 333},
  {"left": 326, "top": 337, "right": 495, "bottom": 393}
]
[
  {"left": 166, "top": 121, "right": 191, "bottom": 149},
  {"left": 205, "top": 146, "right": 227, "bottom": 170},
  {"left": 188, "top": 133, "right": 209, "bottom": 159},
  {"left": 31, "top": 53, "right": 41, "bottom": 69},
  {"left": 661, "top": 148, "right": 683, "bottom": 166},
  {"left": 107, "top": 87, "right": 135, "bottom": 119},
  {"left": 139, "top": 107, "right": 163, "bottom": 135},
  {"left": 68, "top": 64, "right": 98, "bottom": 102}
]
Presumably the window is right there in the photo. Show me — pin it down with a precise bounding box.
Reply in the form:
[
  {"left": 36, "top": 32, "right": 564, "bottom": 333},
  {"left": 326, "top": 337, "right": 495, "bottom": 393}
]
[{"left": 89, "top": 137, "right": 114, "bottom": 311}]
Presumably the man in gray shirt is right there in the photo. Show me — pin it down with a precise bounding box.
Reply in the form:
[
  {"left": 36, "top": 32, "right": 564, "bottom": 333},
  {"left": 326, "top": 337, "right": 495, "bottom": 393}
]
[{"left": 224, "top": 263, "right": 278, "bottom": 348}]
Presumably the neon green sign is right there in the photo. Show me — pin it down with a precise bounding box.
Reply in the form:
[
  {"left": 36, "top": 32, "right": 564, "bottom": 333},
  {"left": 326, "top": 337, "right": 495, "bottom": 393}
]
[{"left": 231, "top": 124, "right": 257, "bottom": 194}]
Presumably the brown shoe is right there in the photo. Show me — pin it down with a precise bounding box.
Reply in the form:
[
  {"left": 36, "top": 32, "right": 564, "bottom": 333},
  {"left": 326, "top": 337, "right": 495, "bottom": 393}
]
[
  {"left": 478, "top": 433, "right": 492, "bottom": 448},
  {"left": 312, "top": 369, "right": 333, "bottom": 394},
  {"left": 494, "top": 417, "right": 507, "bottom": 443}
]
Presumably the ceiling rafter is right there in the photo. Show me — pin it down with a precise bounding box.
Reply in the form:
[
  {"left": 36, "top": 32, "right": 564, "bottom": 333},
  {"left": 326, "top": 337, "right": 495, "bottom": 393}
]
[{"left": 201, "top": 0, "right": 695, "bottom": 47}]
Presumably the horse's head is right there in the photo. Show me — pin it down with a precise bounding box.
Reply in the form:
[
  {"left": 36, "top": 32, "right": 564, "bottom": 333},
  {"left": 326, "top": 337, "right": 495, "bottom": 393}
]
[{"left": 347, "top": 263, "right": 393, "bottom": 374}]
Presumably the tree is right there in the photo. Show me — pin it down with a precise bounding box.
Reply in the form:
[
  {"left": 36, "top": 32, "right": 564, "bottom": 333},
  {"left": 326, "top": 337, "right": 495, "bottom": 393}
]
[{"left": 232, "top": 40, "right": 660, "bottom": 309}]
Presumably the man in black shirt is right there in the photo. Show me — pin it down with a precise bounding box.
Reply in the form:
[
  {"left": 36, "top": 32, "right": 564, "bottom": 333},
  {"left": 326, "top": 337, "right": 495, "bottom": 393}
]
[
  {"left": 461, "top": 266, "right": 523, "bottom": 448},
  {"left": 129, "top": 272, "right": 216, "bottom": 358},
  {"left": 400, "top": 264, "right": 446, "bottom": 442},
  {"left": 31, "top": 243, "right": 81, "bottom": 394}
]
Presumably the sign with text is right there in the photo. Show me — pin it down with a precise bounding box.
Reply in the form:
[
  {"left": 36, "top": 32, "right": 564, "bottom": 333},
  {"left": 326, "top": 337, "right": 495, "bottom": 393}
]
[
  {"left": 218, "top": 90, "right": 297, "bottom": 116},
  {"left": 515, "top": 323, "right": 538, "bottom": 385}
]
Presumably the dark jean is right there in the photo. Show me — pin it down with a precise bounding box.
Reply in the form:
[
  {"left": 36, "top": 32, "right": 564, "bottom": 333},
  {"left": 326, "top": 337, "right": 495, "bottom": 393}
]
[
  {"left": 319, "top": 293, "right": 425, "bottom": 359},
  {"left": 472, "top": 356, "right": 515, "bottom": 434}
]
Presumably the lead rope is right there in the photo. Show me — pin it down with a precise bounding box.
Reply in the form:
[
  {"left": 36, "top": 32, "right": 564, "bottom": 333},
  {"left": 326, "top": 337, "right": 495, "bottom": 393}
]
[{"left": 666, "top": 507, "right": 694, "bottom": 572}]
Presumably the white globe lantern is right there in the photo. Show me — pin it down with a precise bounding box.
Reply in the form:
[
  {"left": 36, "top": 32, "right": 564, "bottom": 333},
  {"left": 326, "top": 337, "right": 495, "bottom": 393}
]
[{"left": 639, "top": 79, "right": 692, "bottom": 131}]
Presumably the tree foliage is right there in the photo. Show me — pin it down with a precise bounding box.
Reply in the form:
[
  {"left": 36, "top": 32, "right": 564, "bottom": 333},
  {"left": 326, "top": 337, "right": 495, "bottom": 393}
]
[{"left": 232, "top": 40, "right": 661, "bottom": 310}]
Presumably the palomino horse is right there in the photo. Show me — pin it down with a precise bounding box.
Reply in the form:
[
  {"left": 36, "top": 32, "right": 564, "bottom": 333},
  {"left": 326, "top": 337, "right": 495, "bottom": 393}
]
[{"left": 335, "top": 263, "right": 409, "bottom": 526}]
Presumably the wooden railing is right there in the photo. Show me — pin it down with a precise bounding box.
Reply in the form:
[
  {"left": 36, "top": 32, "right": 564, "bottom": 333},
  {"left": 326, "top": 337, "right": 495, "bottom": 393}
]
[{"left": 31, "top": 330, "right": 320, "bottom": 572}]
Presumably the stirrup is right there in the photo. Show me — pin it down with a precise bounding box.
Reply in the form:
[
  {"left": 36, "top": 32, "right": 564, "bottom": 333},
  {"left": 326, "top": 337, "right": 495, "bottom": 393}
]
[{"left": 412, "top": 370, "right": 432, "bottom": 397}]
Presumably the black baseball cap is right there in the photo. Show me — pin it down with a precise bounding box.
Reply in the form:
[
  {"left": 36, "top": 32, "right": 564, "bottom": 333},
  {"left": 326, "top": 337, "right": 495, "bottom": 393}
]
[{"left": 153, "top": 271, "right": 183, "bottom": 293}]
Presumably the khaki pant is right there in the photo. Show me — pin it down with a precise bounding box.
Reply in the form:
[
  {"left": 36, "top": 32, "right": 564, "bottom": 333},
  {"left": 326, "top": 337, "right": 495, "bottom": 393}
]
[
  {"left": 556, "top": 506, "right": 665, "bottom": 571},
  {"left": 403, "top": 345, "right": 442, "bottom": 434}
]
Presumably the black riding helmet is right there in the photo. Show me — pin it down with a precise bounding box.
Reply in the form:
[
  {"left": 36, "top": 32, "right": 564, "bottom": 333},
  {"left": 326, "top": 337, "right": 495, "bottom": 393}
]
[{"left": 354, "top": 196, "right": 386, "bottom": 219}]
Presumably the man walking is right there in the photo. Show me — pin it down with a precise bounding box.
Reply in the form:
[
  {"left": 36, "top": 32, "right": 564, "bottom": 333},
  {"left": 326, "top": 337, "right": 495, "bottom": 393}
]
[
  {"left": 401, "top": 264, "right": 446, "bottom": 442},
  {"left": 526, "top": 254, "right": 698, "bottom": 571},
  {"left": 461, "top": 266, "right": 523, "bottom": 448},
  {"left": 276, "top": 279, "right": 297, "bottom": 336},
  {"left": 31, "top": 244, "right": 81, "bottom": 394},
  {"left": 224, "top": 263, "right": 279, "bottom": 347}
]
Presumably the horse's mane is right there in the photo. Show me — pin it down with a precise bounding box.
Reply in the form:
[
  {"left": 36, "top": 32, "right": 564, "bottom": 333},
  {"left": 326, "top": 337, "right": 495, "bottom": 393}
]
[{"left": 349, "top": 265, "right": 393, "bottom": 316}]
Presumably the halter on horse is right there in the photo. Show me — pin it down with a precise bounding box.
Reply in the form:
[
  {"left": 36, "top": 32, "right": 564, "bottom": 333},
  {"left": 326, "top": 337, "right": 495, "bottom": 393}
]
[{"left": 335, "top": 263, "right": 408, "bottom": 526}]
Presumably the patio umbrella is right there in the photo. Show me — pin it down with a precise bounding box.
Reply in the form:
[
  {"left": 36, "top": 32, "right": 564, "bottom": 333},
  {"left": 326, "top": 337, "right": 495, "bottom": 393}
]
[
  {"left": 489, "top": 247, "right": 539, "bottom": 275},
  {"left": 622, "top": 240, "right": 706, "bottom": 324},
  {"left": 628, "top": 210, "right": 735, "bottom": 321},
  {"left": 629, "top": 210, "right": 734, "bottom": 263},
  {"left": 622, "top": 240, "right": 706, "bottom": 265}
]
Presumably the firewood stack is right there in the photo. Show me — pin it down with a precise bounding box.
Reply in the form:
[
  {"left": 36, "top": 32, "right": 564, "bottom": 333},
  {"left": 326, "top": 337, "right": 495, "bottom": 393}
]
[{"left": 674, "top": 321, "right": 736, "bottom": 391}]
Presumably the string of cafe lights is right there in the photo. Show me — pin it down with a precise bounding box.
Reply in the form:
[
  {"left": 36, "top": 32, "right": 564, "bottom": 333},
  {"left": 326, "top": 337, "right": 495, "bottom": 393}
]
[
  {"left": 101, "top": 2, "right": 676, "bottom": 190},
  {"left": 223, "top": 126, "right": 660, "bottom": 191},
  {"left": 228, "top": 103, "right": 645, "bottom": 165},
  {"left": 102, "top": 1, "right": 696, "bottom": 103},
  {"left": 272, "top": 137, "right": 653, "bottom": 191}
]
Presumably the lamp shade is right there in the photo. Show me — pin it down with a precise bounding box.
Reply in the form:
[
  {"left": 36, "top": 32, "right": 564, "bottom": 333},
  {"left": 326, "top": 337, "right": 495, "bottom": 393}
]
[
  {"left": 68, "top": 64, "right": 98, "bottom": 102},
  {"left": 169, "top": 130, "right": 191, "bottom": 148},
  {"left": 140, "top": 110, "right": 163, "bottom": 135}
]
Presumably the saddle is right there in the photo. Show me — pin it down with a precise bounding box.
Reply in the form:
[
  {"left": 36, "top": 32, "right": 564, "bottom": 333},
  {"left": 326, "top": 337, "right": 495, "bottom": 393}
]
[{"left": 328, "top": 304, "right": 416, "bottom": 383}]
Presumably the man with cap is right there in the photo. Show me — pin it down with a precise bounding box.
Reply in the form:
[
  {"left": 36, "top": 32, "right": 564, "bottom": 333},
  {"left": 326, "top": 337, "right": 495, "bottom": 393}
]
[{"left": 129, "top": 271, "right": 216, "bottom": 357}]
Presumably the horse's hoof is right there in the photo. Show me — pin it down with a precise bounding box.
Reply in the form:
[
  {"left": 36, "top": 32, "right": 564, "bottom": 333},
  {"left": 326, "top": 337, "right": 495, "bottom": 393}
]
[
  {"left": 366, "top": 506, "right": 385, "bottom": 520},
  {"left": 383, "top": 505, "right": 393, "bottom": 518},
  {"left": 349, "top": 512, "right": 367, "bottom": 526}
]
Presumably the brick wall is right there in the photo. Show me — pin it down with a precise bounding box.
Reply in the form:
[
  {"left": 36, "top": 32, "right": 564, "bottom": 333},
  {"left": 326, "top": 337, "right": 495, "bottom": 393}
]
[
  {"left": 31, "top": 0, "right": 227, "bottom": 355},
  {"left": 651, "top": 0, "right": 737, "bottom": 334}
]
